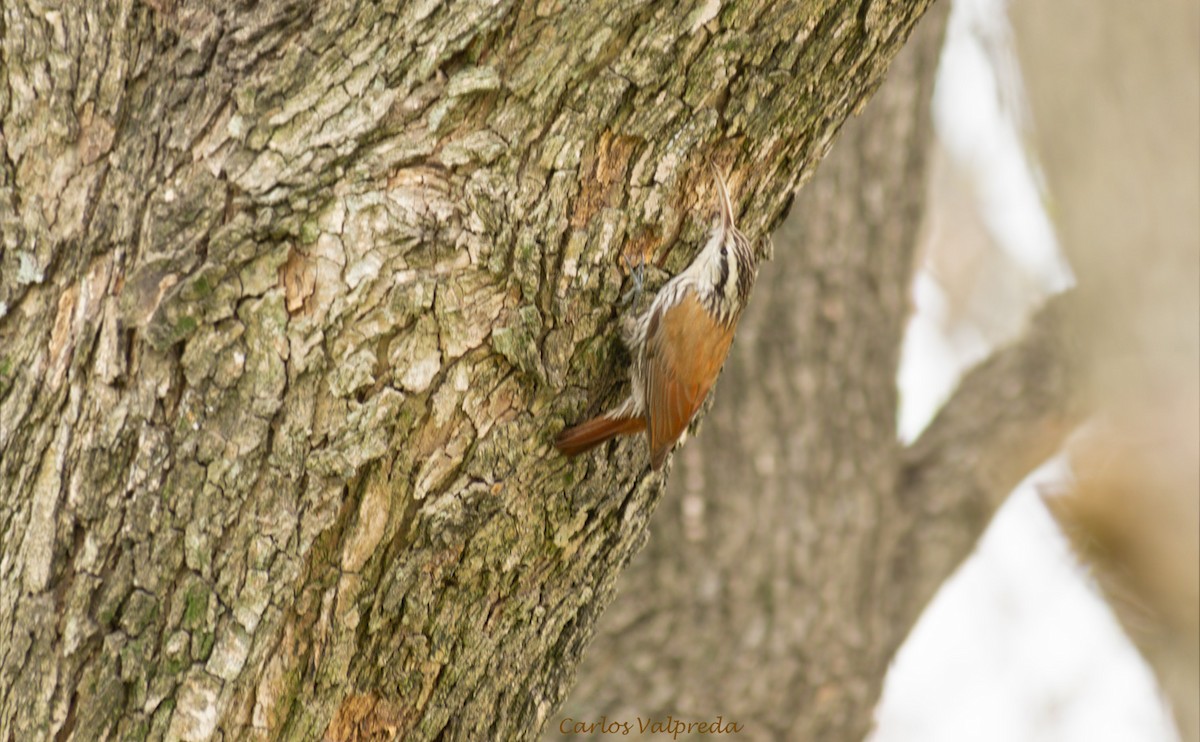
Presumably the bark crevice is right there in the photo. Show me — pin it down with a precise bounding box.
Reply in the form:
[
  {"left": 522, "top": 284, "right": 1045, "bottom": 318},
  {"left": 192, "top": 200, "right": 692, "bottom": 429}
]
[{"left": 2, "top": 1, "right": 946, "bottom": 739}]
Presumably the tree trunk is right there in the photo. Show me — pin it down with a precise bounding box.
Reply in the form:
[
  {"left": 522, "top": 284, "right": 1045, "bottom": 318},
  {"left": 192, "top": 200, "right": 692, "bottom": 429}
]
[
  {"left": 562, "top": 3, "right": 1082, "bottom": 739},
  {"left": 1009, "top": 1, "right": 1200, "bottom": 739},
  {"left": 0, "top": 1, "right": 977, "bottom": 739}
]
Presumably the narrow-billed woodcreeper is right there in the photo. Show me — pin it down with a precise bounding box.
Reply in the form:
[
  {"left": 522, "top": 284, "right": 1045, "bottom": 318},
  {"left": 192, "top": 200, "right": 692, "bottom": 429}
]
[{"left": 554, "top": 162, "right": 760, "bottom": 470}]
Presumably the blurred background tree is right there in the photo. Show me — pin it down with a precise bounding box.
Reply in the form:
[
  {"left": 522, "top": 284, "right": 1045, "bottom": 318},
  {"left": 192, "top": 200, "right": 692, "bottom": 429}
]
[{"left": 1010, "top": 0, "right": 1199, "bottom": 738}]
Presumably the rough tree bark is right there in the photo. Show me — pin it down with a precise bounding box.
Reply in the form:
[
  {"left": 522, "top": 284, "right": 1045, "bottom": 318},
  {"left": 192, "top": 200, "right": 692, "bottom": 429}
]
[
  {"left": 563, "top": 5, "right": 1082, "bottom": 739},
  {"left": 0, "top": 1, "right": 971, "bottom": 739}
]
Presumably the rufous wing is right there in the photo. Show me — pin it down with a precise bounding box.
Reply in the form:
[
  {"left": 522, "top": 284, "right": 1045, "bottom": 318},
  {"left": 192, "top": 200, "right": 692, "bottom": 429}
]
[{"left": 644, "top": 292, "right": 737, "bottom": 470}]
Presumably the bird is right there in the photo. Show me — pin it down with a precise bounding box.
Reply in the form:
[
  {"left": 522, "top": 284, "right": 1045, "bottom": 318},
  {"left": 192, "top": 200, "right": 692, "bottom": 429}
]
[{"left": 554, "top": 161, "right": 760, "bottom": 470}]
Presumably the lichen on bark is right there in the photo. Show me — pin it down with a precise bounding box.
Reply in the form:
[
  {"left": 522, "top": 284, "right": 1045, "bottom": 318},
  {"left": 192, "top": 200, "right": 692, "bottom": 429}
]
[{"left": 1, "top": 1, "right": 940, "bottom": 739}]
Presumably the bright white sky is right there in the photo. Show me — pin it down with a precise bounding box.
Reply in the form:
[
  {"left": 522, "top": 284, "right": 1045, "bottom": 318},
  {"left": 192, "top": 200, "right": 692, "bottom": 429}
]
[{"left": 875, "top": 0, "right": 1179, "bottom": 739}]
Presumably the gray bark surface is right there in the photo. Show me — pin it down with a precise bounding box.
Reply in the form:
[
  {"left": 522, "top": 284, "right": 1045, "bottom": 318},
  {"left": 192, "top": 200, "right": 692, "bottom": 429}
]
[{"left": 0, "top": 1, "right": 1074, "bottom": 740}]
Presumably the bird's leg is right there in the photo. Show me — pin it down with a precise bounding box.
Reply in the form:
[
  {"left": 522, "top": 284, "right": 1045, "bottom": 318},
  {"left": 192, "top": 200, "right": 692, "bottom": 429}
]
[
  {"left": 618, "top": 252, "right": 650, "bottom": 350},
  {"left": 619, "top": 252, "right": 646, "bottom": 307}
]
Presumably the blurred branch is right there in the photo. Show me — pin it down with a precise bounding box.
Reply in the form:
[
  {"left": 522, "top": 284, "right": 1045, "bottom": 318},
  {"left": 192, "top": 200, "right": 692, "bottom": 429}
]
[
  {"left": 1047, "top": 400, "right": 1200, "bottom": 742},
  {"left": 896, "top": 290, "right": 1084, "bottom": 611}
]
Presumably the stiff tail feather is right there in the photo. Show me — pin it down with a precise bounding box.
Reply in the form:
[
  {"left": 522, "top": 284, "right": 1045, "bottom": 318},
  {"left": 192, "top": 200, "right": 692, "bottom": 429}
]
[{"left": 554, "top": 415, "right": 646, "bottom": 457}]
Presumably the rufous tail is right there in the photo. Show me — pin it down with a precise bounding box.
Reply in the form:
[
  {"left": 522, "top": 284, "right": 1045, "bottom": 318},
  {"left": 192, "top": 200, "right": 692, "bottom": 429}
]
[{"left": 554, "top": 415, "right": 646, "bottom": 457}]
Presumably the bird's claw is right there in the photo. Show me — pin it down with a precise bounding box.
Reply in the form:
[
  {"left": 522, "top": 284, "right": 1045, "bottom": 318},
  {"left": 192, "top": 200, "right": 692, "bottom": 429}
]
[{"left": 619, "top": 252, "right": 646, "bottom": 306}]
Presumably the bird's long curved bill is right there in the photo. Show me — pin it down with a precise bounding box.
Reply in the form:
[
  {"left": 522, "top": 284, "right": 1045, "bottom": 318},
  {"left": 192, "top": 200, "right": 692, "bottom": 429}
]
[{"left": 708, "top": 161, "right": 735, "bottom": 233}]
